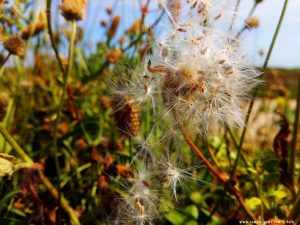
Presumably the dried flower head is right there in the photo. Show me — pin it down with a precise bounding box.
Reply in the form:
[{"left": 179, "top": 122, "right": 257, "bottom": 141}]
[
  {"left": 0, "top": 153, "right": 16, "bottom": 177},
  {"left": 61, "top": 0, "right": 87, "bottom": 21},
  {"left": 4, "top": 35, "right": 25, "bottom": 56},
  {"left": 144, "top": 1, "right": 260, "bottom": 135}
]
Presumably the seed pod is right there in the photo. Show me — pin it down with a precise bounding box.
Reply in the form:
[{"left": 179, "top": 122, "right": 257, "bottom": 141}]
[
  {"left": 111, "top": 95, "right": 140, "bottom": 137},
  {"left": 108, "top": 16, "right": 120, "bottom": 37},
  {"left": 61, "top": 0, "right": 87, "bottom": 21},
  {"left": 246, "top": 17, "right": 260, "bottom": 28},
  {"left": 4, "top": 35, "right": 25, "bottom": 56}
]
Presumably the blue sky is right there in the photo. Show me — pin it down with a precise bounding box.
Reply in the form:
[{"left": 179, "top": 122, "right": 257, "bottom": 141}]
[{"left": 49, "top": 0, "right": 300, "bottom": 68}]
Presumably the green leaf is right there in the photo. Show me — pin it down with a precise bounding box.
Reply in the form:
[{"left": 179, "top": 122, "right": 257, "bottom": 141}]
[
  {"left": 189, "top": 192, "right": 202, "bottom": 204},
  {"left": 263, "top": 172, "right": 280, "bottom": 183},
  {"left": 0, "top": 218, "right": 31, "bottom": 225},
  {"left": 165, "top": 210, "right": 187, "bottom": 225},
  {"left": 246, "top": 197, "right": 261, "bottom": 210},
  {"left": 269, "top": 190, "right": 287, "bottom": 199},
  {"left": 185, "top": 220, "right": 198, "bottom": 225},
  {"left": 184, "top": 205, "right": 199, "bottom": 220},
  {"left": 262, "top": 159, "right": 279, "bottom": 171},
  {"left": 247, "top": 167, "right": 258, "bottom": 175}
]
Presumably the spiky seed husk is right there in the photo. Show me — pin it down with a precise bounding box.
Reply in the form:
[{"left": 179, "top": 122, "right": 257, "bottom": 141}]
[
  {"left": 111, "top": 95, "right": 140, "bottom": 137},
  {"left": 61, "top": 0, "right": 87, "bottom": 21},
  {"left": 3, "top": 35, "right": 25, "bottom": 56}
]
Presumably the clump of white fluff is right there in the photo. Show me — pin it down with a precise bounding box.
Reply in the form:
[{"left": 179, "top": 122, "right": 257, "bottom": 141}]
[{"left": 145, "top": 0, "right": 260, "bottom": 135}]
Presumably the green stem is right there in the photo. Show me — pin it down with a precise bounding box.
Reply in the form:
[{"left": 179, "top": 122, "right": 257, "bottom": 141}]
[
  {"left": 0, "top": 124, "right": 80, "bottom": 225},
  {"left": 0, "top": 124, "right": 33, "bottom": 163},
  {"left": 289, "top": 76, "right": 300, "bottom": 187},
  {"left": 46, "top": 0, "right": 66, "bottom": 75},
  {"left": 229, "top": 0, "right": 241, "bottom": 31},
  {"left": 52, "top": 20, "right": 77, "bottom": 221},
  {"left": 230, "top": 0, "right": 289, "bottom": 179},
  {"left": 289, "top": 183, "right": 300, "bottom": 221}
]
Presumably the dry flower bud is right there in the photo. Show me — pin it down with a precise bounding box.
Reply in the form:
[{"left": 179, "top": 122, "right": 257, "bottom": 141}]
[
  {"left": 129, "top": 19, "right": 142, "bottom": 35},
  {"left": 100, "top": 96, "right": 112, "bottom": 109},
  {"left": 98, "top": 175, "right": 109, "bottom": 188},
  {"left": 21, "top": 20, "right": 46, "bottom": 40},
  {"left": 4, "top": 35, "right": 25, "bottom": 56},
  {"left": 108, "top": 16, "right": 120, "bottom": 37},
  {"left": 106, "top": 48, "right": 123, "bottom": 63},
  {"left": 246, "top": 17, "right": 260, "bottom": 28},
  {"left": 61, "top": 0, "right": 87, "bottom": 21},
  {"left": 100, "top": 20, "right": 107, "bottom": 27},
  {"left": 75, "top": 138, "right": 88, "bottom": 150},
  {"left": 106, "top": 6, "right": 112, "bottom": 15}
]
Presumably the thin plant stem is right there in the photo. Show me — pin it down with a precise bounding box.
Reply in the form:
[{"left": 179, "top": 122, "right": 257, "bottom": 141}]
[
  {"left": 236, "top": 3, "right": 258, "bottom": 38},
  {"left": 289, "top": 182, "right": 300, "bottom": 222},
  {"left": 229, "top": 0, "right": 241, "bottom": 31},
  {"left": 230, "top": 0, "right": 289, "bottom": 179},
  {"left": 0, "top": 124, "right": 81, "bottom": 225},
  {"left": 52, "top": 20, "right": 77, "bottom": 222},
  {"left": 289, "top": 76, "right": 300, "bottom": 186},
  {"left": 0, "top": 53, "right": 11, "bottom": 78},
  {"left": 46, "top": 0, "right": 66, "bottom": 75},
  {"left": 179, "top": 124, "right": 256, "bottom": 221}
]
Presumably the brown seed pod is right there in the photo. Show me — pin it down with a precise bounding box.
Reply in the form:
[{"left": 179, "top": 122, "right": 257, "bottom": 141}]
[
  {"left": 111, "top": 94, "right": 140, "bottom": 137},
  {"left": 61, "top": 0, "right": 87, "bottom": 21},
  {"left": 108, "top": 15, "right": 120, "bottom": 37},
  {"left": 3, "top": 35, "right": 25, "bottom": 56}
]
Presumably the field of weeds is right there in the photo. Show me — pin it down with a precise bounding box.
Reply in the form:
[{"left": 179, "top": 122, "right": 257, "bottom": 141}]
[{"left": 0, "top": 0, "right": 299, "bottom": 225}]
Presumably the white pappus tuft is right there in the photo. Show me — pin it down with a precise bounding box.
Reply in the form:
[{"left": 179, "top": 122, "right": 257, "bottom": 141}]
[{"left": 144, "top": 0, "right": 260, "bottom": 136}]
